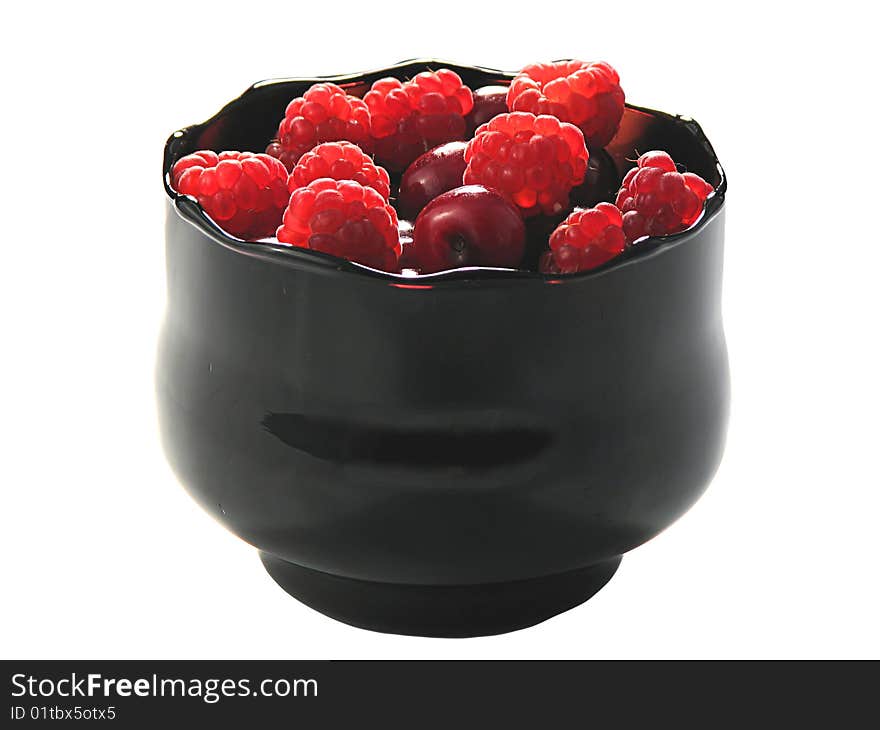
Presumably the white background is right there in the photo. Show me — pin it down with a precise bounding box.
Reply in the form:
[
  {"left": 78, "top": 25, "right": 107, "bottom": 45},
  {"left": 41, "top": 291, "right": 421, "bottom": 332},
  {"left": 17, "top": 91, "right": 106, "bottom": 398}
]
[{"left": 2, "top": 1, "right": 878, "bottom": 659}]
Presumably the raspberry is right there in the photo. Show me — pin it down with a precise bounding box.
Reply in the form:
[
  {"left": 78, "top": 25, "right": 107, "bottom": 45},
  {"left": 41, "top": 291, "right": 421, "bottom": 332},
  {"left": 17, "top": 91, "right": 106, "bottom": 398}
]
[
  {"left": 276, "top": 178, "right": 400, "bottom": 272},
  {"left": 266, "top": 83, "right": 372, "bottom": 170},
  {"left": 507, "top": 61, "right": 625, "bottom": 148},
  {"left": 614, "top": 151, "right": 714, "bottom": 243},
  {"left": 289, "top": 141, "right": 390, "bottom": 200},
  {"left": 365, "top": 69, "right": 474, "bottom": 172},
  {"left": 171, "top": 150, "right": 289, "bottom": 240},
  {"left": 540, "top": 202, "right": 626, "bottom": 274},
  {"left": 463, "top": 112, "right": 588, "bottom": 217}
]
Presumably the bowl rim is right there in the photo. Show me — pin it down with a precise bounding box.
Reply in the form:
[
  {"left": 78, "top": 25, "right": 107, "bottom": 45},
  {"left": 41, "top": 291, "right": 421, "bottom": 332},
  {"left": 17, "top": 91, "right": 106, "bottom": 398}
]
[{"left": 163, "top": 59, "right": 727, "bottom": 288}]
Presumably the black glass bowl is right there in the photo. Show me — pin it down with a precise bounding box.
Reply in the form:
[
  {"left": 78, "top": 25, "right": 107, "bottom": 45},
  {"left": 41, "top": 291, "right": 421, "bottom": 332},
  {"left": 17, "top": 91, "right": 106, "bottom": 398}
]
[{"left": 157, "top": 60, "right": 728, "bottom": 637}]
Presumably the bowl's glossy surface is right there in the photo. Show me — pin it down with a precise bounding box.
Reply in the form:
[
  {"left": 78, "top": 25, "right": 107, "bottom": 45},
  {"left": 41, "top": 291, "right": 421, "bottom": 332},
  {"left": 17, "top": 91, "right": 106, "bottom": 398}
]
[{"left": 158, "top": 61, "right": 728, "bottom": 636}]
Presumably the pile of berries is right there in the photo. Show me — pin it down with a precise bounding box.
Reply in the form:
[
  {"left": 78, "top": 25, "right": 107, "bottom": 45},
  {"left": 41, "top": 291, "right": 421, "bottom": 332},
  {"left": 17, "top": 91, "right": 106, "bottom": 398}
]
[{"left": 170, "top": 61, "right": 715, "bottom": 275}]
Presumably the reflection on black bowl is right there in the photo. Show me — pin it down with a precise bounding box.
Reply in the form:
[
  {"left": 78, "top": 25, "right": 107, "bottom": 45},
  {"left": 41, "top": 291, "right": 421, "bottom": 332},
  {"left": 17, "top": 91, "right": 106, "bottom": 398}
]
[{"left": 157, "top": 60, "right": 728, "bottom": 637}]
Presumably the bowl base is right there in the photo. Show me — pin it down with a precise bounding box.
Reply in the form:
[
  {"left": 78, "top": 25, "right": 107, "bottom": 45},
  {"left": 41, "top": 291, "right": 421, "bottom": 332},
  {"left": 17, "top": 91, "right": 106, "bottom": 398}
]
[{"left": 259, "top": 552, "right": 622, "bottom": 637}]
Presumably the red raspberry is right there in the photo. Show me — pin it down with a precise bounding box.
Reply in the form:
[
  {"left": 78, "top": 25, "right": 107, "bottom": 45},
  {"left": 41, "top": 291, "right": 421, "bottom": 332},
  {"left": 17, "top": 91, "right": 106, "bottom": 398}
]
[
  {"left": 507, "top": 61, "right": 625, "bottom": 148},
  {"left": 171, "top": 150, "right": 289, "bottom": 240},
  {"left": 463, "top": 112, "right": 588, "bottom": 217},
  {"left": 615, "top": 151, "right": 715, "bottom": 243},
  {"left": 266, "top": 83, "right": 372, "bottom": 170},
  {"left": 365, "top": 69, "right": 474, "bottom": 172},
  {"left": 289, "top": 141, "right": 390, "bottom": 200},
  {"left": 540, "top": 202, "right": 626, "bottom": 274},
  {"left": 276, "top": 178, "right": 400, "bottom": 272}
]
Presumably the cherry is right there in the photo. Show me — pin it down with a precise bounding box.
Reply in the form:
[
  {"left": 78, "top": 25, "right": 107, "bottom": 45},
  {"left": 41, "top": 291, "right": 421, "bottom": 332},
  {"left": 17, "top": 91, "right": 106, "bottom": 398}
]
[
  {"left": 398, "top": 142, "right": 467, "bottom": 219},
  {"left": 466, "top": 85, "right": 509, "bottom": 135},
  {"left": 411, "top": 185, "right": 525, "bottom": 273},
  {"left": 570, "top": 147, "right": 620, "bottom": 208}
]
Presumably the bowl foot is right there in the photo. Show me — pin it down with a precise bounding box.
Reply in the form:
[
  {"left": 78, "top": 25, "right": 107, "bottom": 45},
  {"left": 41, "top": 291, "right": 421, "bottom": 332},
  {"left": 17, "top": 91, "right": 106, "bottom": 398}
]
[{"left": 259, "top": 552, "right": 622, "bottom": 637}]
